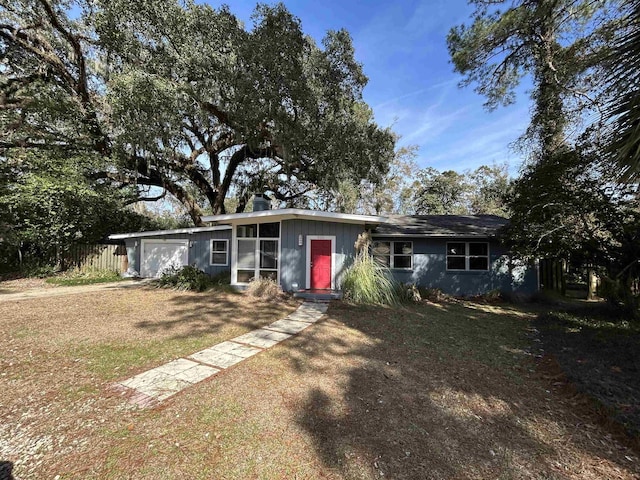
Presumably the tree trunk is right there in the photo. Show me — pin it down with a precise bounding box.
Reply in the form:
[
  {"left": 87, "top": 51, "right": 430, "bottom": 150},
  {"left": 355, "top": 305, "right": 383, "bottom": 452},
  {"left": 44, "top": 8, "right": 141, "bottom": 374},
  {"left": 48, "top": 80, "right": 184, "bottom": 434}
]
[{"left": 587, "top": 268, "right": 598, "bottom": 300}]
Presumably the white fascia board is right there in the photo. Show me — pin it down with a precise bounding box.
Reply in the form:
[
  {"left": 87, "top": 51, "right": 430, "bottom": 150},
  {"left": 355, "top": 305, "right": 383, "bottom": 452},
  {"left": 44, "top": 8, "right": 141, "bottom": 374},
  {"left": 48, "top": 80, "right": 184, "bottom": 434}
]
[
  {"left": 108, "top": 225, "right": 232, "bottom": 240},
  {"left": 202, "top": 208, "right": 388, "bottom": 225}
]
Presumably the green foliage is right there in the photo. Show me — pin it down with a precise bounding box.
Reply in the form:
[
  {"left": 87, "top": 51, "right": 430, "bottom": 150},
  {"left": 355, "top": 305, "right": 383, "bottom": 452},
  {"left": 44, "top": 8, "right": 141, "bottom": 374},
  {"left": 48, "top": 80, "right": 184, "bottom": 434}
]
[
  {"left": 396, "top": 283, "right": 422, "bottom": 303},
  {"left": 156, "top": 266, "right": 214, "bottom": 292},
  {"left": 414, "top": 168, "right": 469, "bottom": 215},
  {"left": 46, "top": 269, "right": 123, "bottom": 286},
  {"left": 1, "top": 1, "right": 396, "bottom": 222},
  {"left": 448, "top": 0, "right": 621, "bottom": 158},
  {"left": 0, "top": 152, "right": 156, "bottom": 270},
  {"left": 604, "top": 0, "right": 640, "bottom": 182},
  {"left": 412, "top": 164, "right": 511, "bottom": 216},
  {"left": 341, "top": 252, "right": 400, "bottom": 305}
]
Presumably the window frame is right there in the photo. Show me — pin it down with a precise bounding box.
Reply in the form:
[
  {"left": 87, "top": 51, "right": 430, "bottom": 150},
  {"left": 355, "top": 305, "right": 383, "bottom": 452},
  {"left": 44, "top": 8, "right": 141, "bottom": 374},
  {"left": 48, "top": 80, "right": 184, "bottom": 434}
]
[
  {"left": 446, "top": 241, "right": 490, "bottom": 272},
  {"left": 209, "top": 239, "right": 229, "bottom": 266},
  {"left": 372, "top": 240, "right": 413, "bottom": 270},
  {"left": 233, "top": 221, "right": 281, "bottom": 285}
]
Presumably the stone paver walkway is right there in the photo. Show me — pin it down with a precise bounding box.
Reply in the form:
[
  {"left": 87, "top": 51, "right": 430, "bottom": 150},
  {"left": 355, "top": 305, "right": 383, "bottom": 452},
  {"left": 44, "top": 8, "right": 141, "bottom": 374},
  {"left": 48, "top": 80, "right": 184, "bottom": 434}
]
[{"left": 115, "top": 301, "right": 328, "bottom": 407}]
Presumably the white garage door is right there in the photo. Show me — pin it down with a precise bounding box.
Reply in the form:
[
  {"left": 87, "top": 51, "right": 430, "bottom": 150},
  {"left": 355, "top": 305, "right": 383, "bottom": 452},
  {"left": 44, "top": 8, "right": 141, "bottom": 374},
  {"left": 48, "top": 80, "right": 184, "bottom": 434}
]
[{"left": 141, "top": 240, "right": 189, "bottom": 278}]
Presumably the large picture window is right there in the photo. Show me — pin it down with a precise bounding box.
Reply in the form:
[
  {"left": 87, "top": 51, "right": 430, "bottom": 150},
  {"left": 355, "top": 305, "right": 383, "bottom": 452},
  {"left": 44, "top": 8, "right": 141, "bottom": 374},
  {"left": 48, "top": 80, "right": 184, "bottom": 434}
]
[
  {"left": 236, "top": 222, "right": 280, "bottom": 283},
  {"left": 372, "top": 241, "right": 413, "bottom": 270},
  {"left": 446, "top": 242, "right": 489, "bottom": 271},
  {"left": 210, "top": 239, "right": 229, "bottom": 266}
]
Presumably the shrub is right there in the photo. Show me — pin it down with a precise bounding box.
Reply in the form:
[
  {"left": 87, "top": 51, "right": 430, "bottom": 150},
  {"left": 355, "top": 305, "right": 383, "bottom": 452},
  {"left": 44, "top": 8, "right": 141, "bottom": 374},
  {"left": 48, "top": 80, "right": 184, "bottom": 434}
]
[
  {"left": 396, "top": 283, "right": 422, "bottom": 303},
  {"left": 245, "top": 277, "right": 283, "bottom": 299},
  {"left": 341, "top": 253, "right": 400, "bottom": 305},
  {"left": 156, "top": 265, "right": 214, "bottom": 292}
]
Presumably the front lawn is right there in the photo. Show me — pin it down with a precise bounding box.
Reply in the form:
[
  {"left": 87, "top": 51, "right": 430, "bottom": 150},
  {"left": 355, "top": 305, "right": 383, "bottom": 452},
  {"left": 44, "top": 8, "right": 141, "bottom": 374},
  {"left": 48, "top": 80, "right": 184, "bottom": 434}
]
[
  {"left": 535, "top": 305, "right": 640, "bottom": 437},
  {"left": 1, "top": 292, "right": 638, "bottom": 479}
]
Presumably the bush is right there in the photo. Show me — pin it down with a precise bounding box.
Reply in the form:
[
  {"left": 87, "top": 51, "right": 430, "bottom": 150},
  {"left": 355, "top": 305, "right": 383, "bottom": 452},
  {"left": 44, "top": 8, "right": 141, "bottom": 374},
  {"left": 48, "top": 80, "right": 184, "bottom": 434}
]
[
  {"left": 396, "top": 283, "right": 422, "bottom": 303},
  {"left": 245, "top": 277, "right": 283, "bottom": 299},
  {"left": 156, "top": 265, "right": 214, "bottom": 292},
  {"left": 342, "top": 253, "right": 400, "bottom": 305}
]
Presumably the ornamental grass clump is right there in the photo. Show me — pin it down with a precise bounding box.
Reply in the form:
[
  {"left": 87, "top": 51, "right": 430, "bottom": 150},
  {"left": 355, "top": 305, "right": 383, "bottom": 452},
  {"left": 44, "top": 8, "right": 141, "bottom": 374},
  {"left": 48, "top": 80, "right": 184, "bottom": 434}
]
[
  {"left": 341, "top": 252, "right": 400, "bottom": 305},
  {"left": 246, "top": 277, "right": 284, "bottom": 299}
]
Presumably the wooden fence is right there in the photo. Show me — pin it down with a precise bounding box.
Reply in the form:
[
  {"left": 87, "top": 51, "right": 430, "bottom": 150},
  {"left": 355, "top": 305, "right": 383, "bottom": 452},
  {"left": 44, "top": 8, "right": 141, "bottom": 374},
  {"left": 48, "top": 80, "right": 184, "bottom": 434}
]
[{"left": 58, "top": 244, "right": 128, "bottom": 273}]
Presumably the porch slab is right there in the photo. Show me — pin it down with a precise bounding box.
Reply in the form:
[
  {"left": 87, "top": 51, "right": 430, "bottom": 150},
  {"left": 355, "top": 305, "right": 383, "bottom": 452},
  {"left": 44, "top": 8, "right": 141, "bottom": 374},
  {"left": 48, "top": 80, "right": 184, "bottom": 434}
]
[
  {"left": 293, "top": 289, "right": 342, "bottom": 301},
  {"left": 231, "top": 329, "right": 292, "bottom": 348}
]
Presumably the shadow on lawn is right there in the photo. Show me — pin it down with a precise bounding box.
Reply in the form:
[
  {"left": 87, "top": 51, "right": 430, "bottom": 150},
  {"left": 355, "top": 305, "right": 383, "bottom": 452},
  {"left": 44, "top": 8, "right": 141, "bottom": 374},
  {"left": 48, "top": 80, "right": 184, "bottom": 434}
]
[
  {"left": 291, "top": 301, "right": 640, "bottom": 479},
  {"left": 132, "top": 291, "right": 296, "bottom": 340},
  {"left": 0, "top": 461, "right": 15, "bottom": 480}
]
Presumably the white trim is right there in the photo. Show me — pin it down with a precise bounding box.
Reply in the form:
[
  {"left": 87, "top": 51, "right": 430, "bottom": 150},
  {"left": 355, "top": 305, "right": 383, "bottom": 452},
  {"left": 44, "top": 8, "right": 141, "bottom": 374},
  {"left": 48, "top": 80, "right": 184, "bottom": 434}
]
[
  {"left": 203, "top": 208, "right": 387, "bottom": 225},
  {"left": 445, "top": 241, "right": 490, "bottom": 271},
  {"left": 109, "top": 225, "right": 231, "bottom": 240},
  {"left": 231, "top": 221, "right": 282, "bottom": 286},
  {"left": 209, "top": 239, "right": 229, "bottom": 266},
  {"left": 140, "top": 238, "right": 189, "bottom": 278},
  {"left": 305, "top": 235, "right": 336, "bottom": 290}
]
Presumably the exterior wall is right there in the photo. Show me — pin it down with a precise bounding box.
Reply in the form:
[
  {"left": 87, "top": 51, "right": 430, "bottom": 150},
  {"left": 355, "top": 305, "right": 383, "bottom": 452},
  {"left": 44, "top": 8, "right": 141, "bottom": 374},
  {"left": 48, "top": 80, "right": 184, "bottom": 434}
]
[
  {"left": 123, "top": 225, "right": 537, "bottom": 296},
  {"left": 373, "top": 236, "right": 538, "bottom": 295},
  {"left": 280, "top": 219, "right": 364, "bottom": 291},
  {"left": 124, "top": 230, "right": 232, "bottom": 277}
]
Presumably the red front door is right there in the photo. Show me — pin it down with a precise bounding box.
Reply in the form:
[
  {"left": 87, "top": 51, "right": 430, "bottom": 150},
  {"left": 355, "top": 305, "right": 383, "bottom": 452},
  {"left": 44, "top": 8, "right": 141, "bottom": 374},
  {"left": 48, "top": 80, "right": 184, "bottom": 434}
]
[{"left": 310, "top": 239, "right": 332, "bottom": 289}]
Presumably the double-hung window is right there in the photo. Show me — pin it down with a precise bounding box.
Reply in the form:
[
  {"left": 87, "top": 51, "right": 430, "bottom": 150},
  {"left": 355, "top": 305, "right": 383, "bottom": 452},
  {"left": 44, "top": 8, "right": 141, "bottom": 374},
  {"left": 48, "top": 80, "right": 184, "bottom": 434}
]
[
  {"left": 236, "top": 222, "right": 280, "bottom": 283},
  {"left": 446, "top": 242, "right": 489, "bottom": 271},
  {"left": 372, "top": 241, "right": 413, "bottom": 269},
  {"left": 210, "top": 239, "right": 229, "bottom": 266}
]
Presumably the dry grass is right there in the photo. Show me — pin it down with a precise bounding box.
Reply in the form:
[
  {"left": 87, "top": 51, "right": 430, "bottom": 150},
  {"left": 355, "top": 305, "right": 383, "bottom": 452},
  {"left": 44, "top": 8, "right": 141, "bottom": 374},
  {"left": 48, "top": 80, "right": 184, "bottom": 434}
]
[{"left": 1, "top": 292, "right": 638, "bottom": 479}]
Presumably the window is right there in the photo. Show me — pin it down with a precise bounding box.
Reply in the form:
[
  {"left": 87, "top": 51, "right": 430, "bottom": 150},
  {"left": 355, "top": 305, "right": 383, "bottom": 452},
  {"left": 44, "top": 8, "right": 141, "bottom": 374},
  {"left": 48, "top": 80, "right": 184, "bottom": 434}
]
[
  {"left": 372, "top": 241, "right": 413, "bottom": 269},
  {"left": 235, "top": 222, "right": 280, "bottom": 283},
  {"left": 210, "top": 240, "right": 228, "bottom": 266},
  {"left": 446, "top": 242, "right": 489, "bottom": 271}
]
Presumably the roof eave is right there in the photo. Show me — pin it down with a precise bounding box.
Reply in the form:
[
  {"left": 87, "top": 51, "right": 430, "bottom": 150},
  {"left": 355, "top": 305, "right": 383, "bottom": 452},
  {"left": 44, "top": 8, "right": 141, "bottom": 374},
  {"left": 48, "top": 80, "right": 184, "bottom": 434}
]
[{"left": 108, "top": 225, "right": 232, "bottom": 240}]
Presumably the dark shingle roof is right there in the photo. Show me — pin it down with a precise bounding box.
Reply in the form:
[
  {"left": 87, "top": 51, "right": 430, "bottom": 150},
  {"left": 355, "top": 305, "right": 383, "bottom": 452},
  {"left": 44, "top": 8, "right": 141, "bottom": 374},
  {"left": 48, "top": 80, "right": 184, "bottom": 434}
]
[{"left": 373, "top": 215, "right": 508, "bottom": 237}]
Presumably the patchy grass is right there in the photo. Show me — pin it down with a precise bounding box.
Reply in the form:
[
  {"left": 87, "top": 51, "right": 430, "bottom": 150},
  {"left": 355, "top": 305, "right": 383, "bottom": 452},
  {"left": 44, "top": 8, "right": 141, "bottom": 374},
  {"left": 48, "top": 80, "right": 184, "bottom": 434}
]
[
  {"left": 45, "top": 269, "right": 124, "bottom": 286},
  {"left": 535, "top": 304, "right": 640, "bottom": 436},
  {"left": 1, "top": 293, "right": 638, "bottom": 479}
]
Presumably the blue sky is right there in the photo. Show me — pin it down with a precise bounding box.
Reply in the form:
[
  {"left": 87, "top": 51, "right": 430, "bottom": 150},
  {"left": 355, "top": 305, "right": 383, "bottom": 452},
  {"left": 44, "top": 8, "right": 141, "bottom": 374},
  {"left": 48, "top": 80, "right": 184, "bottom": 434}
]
[{"left": 209, "top": 0, "right": 533, "bottom": 177}]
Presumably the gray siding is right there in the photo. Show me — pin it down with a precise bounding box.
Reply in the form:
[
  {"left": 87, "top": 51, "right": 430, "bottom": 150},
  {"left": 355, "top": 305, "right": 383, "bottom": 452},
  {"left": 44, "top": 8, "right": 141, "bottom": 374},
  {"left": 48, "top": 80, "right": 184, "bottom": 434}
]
[
  {"left": 374, "top": 237, "right": 538, "bottom": 295},
  {"left": 124, "top": 230, "right": 232, "bottom": 277},
  {"left": 280, "top": 219, "right": 364, "bottom": 291}
]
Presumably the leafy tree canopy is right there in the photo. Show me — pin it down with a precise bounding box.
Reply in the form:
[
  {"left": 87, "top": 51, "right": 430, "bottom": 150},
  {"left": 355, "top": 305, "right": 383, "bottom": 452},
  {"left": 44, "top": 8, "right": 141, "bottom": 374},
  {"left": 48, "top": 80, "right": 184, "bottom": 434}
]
[
  {"left": 604, "top": 0, "right": 640, "bottom": 182},
  {"left": 1, "top": 0, "right": 395, "bottom": 225},
  {"left": 412, "top": 164, "right": 511, "bottom": 216},
  {"left": 448, "top": 0, "right": 622, "bottom": 158},
  {"left": 0, "top": 151, "right": 156, "bottom": 269}
]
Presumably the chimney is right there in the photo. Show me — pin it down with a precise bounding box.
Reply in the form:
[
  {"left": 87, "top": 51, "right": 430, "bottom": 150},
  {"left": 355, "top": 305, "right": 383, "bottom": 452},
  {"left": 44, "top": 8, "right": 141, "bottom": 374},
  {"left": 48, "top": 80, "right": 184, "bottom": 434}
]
[{"left": 252, "top": 193, "right": 271, "bottom": 212}]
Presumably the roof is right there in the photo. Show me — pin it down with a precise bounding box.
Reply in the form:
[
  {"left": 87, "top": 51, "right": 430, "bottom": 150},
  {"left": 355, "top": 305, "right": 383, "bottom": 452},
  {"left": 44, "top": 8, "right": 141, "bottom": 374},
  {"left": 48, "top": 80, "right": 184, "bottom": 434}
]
[
  {"left": 371, "top": 215, "right": 508, "bottom": 238},
  {"left": 201, "top": 208, "right": 387, "bottom": 225},
  {"left": 108, "top": 225, "right": 232, "bottom": 240}
]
